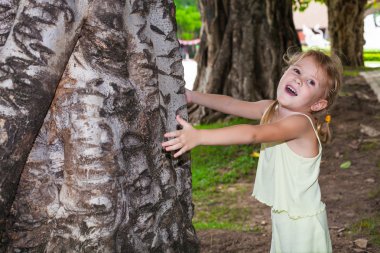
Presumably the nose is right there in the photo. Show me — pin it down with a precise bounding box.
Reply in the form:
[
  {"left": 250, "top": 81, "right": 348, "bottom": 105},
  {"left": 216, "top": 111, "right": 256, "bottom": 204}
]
[{"left": 295, "top": 78, "right": 302, "bottom": 86}]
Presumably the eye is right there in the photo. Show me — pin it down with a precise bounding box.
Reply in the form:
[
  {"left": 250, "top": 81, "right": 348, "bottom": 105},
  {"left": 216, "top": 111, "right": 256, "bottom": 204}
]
[
  {"left": 307, "top": 79, "right": 316, "bottom": 86},
  {"left": 292, "top": 68, "right": 301, "bottom": 74}
]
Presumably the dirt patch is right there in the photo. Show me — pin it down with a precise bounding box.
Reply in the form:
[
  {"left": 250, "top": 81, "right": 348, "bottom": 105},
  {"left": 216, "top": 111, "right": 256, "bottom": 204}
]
[{"left": 197, "top": 75, "right": 380, "bottom": 253}]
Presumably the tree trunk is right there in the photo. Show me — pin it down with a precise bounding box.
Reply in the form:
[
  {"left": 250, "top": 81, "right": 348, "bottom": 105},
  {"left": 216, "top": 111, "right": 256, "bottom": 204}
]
[
  {"left": 0, "top": 0, "right": 87, "bottom": 240},
  {"left": 190, "top": 0, "right": 300, "bottom": 123},
  {"left": 1, "top": 0, "right": 199, "bottom": 252},
  {"left": 0, "top": 0, "right": 19, "bottom": 49},
  {"left": 326, "top": 0, "right": 367, "bottom": 67}
]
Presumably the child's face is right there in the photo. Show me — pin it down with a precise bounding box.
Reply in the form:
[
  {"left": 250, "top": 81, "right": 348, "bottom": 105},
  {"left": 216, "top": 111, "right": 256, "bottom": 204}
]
[{"left": 276, "top": 56, "right": 328, "bottom": 114}]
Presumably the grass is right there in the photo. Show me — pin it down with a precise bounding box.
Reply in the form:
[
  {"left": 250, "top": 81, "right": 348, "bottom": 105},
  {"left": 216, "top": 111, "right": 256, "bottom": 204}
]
[
  {"left": 193, "top": 183, "right": 262, "bottom": 232},
  {"left": 350, "top": 215, "right": 380, "bottom": 247},
  {"left": 344, "top": 65, "right": 380, "bottom": 77},
  {"left": 191, "top": 118, "right": 260, "bottom": 230},
  {"left": 360, "top": 141, "right": 379, "bottom": 152},
  {"left": 302, "top": 46, "right": 380, "bottom": 61},
  {"left": 191, "top": 118, "right": 259, "bottom": 194}
]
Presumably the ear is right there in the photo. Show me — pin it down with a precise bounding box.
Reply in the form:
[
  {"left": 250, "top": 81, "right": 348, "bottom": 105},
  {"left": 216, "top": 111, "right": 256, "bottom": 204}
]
[{"left": 310, "top": 99, "right": 328, "bottom": 112}]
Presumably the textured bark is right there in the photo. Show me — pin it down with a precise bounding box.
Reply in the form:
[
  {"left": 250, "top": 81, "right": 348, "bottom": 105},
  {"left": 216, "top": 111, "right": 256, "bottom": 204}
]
[
  {"left": 326, "top": 0, "right": 367, "bottom": 67},
  {"left": 0, "top": 0, "right": 19, "bottom": 49},
  {"left": 190, "top": 0, "right": 300, "bottom": 123},
  {"left": 0, "top": 0, "right": 87, "bottom": 240},
  {"left": 1, "top": 0, "right": 199, "bottom": 252}
]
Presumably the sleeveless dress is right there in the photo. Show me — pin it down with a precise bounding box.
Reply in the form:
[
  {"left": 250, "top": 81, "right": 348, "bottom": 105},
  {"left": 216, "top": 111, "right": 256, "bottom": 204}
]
[{"left": 252, "top": 113, "right": 332, "bottom": 253}]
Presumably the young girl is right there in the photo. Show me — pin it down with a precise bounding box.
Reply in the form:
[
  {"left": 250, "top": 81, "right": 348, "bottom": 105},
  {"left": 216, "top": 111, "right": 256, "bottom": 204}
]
[{"left": 162, "top": 49, "right": 342, "bottom": 253}]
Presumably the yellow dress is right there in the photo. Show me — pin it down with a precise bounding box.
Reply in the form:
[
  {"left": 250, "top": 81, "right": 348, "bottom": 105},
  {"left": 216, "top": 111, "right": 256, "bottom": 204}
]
[{"left": 252, "top": 113, "right": 332, "bottom": 253}]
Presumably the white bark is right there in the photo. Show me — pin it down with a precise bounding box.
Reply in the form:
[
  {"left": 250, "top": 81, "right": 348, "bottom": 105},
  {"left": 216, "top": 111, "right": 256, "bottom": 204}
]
[
  {"left": 1, "top": 0, "right": 198, "bottom": 252},
  {"left": 0, "top": 0, "right": 87, "bottom": 238}
]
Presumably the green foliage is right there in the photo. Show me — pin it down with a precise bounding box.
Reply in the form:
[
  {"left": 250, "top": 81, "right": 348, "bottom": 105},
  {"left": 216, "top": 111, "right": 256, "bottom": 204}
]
[
  {"left": 174, "top": 0, "right": 201, "bottom": 40},
  {"left": 175, "top": 0, "right": 196, "bottom": 6},
  {"left": 367, "top": 1, "right": 380, "bottom": 9},
  {"left": 292, "top": 0, "right": 325, "bottom": 12}
]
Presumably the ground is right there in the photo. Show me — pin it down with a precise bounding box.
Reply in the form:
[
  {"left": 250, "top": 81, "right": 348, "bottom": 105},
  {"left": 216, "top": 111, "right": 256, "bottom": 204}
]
[{"left": 196, "top": 75, "right": 380, "bottom": 253}]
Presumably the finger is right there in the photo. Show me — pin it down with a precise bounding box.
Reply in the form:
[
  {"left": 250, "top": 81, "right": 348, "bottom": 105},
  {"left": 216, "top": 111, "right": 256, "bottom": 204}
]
[
  {"left": 161, "top": 138, "right": 179, "bottom": 147},
  {"left": 176, "top": 115, "right": 190, "bottom": 128},
  {"left": 174, "top": 147, "right": 188, "bottom": 158},
  {"left": 185, "top": 89, "right": 192, "bottom": 103},
  {"left": 164, "top": 131, "right": 180, "bottom": 138},
  {"left": 165, "top": 143, "right": 183, "bottom": 151}
]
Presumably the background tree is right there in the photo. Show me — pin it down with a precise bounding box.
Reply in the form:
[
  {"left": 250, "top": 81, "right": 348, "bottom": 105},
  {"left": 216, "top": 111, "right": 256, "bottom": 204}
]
[
  {"left": 326, "top": 0, "right": 367, "bottom": 67},
  {"left": 190, "top": 0, "right": 300, "bottom": 123},
  {"left": 0, "top": 0, "right": 199, "bottom": 252},
  {"left": 294, "top": 0, "right": 375, "bottom": 67}
]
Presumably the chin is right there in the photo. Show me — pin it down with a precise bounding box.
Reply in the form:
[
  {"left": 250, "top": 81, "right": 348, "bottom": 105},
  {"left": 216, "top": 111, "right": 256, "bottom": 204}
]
[{"left": 276, "top": 96, "right": 288, "bottom": 105}]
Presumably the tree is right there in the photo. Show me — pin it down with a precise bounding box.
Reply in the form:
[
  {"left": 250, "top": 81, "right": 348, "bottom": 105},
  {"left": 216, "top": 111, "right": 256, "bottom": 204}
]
[
  {"left": 294, "top": 0, "right": 371, "bottom": 67},
  {"left": 326, "top": 0, "right": 367, "bottom": 67},
  {"left": 190, "top": 0, "right": 300, "bottom": 123},
  {"left": 0, "top": 0, "right": 199, "bottom": 252}
]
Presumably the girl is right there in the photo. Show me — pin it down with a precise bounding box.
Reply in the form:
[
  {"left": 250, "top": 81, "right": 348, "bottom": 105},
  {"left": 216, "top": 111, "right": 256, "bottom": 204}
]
[{"left": 162, "top": 49, "right": 342, "bottom": 253}]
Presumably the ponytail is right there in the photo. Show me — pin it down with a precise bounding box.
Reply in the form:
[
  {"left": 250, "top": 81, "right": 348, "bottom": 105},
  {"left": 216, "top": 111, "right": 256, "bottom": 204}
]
[
  {"left": 260, "top": 100, "right": 278, "bottom": 125},
  {"left": 317, "top": 114, "right": 332, "bottom": 143}
]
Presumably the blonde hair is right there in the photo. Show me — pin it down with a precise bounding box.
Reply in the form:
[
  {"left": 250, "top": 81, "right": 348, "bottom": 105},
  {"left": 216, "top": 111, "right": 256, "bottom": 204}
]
[{"left": 261, "top": 49, "right": 343, "bottom": 143}]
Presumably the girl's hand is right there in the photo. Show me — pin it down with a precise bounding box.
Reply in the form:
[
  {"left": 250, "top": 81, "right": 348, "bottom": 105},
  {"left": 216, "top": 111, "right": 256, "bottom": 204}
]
[
  {"left": 185, "top": 89, "right": 192, "bottom": 104},
  {"left": 162, "top": 115, "right": 199, "bottom": 157}
]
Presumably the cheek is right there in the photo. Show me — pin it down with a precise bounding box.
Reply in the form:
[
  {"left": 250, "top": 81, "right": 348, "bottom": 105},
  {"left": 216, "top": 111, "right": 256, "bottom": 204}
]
[
  {"left": 314, "top": 87, "right": 327, "bottom": 100},
  {"left": 277, "top": 76, "right": 287, "bottom": 90},
  {"left": 276, "top": 85, "right": 283, "bottom": 97},
  {"left": 308, "top": 91, "right": 323, "bottom": 105}
]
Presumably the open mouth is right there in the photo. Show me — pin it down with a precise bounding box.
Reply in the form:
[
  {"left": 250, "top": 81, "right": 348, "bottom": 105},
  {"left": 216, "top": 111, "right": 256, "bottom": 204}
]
[{"left": 285, "top": 85, "right": 298, "bottom": 96}]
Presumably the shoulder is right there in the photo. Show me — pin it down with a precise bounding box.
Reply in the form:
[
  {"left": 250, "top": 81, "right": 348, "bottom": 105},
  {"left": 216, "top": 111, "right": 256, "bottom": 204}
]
[
  {"left": 255, "top": 100, "right": 276, "bottom": 116},
  {"left": 252, "top": 113, "right": 313, "bottom": 143},
  {"left": 282, "top": 115, "right": 320, "bottom": 157},
  {"left": 267, "top": 114, "right": 313, "bottom": 140},
  {"left": 280, "top": 114, "right": 313, "bottom": 132},
  {"left": 280, "top": 114, "right": 318, "bottom": 146}
]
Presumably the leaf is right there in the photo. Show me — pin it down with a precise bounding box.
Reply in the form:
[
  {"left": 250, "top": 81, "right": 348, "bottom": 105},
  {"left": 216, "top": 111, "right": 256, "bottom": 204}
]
[
  {"left": 340, "top": 161, "right": 351, "bottom": 169},
  {"left": 354, "top": 238, "right": 368, "bottom": 249}
]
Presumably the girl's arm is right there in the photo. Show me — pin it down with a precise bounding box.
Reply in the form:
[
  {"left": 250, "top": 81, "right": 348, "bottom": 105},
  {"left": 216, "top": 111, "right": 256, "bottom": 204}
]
[
  {"left": 162, "top": 115, "right": 311, "bottom": 157},
  {"left": 187, "top": 89, "right": 273, "bottom": 120}
]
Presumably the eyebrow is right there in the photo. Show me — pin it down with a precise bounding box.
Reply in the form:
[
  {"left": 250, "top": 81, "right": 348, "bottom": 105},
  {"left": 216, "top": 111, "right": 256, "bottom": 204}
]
[{"left": 292, "top": 64, "right": 319, "bottom": 80}]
